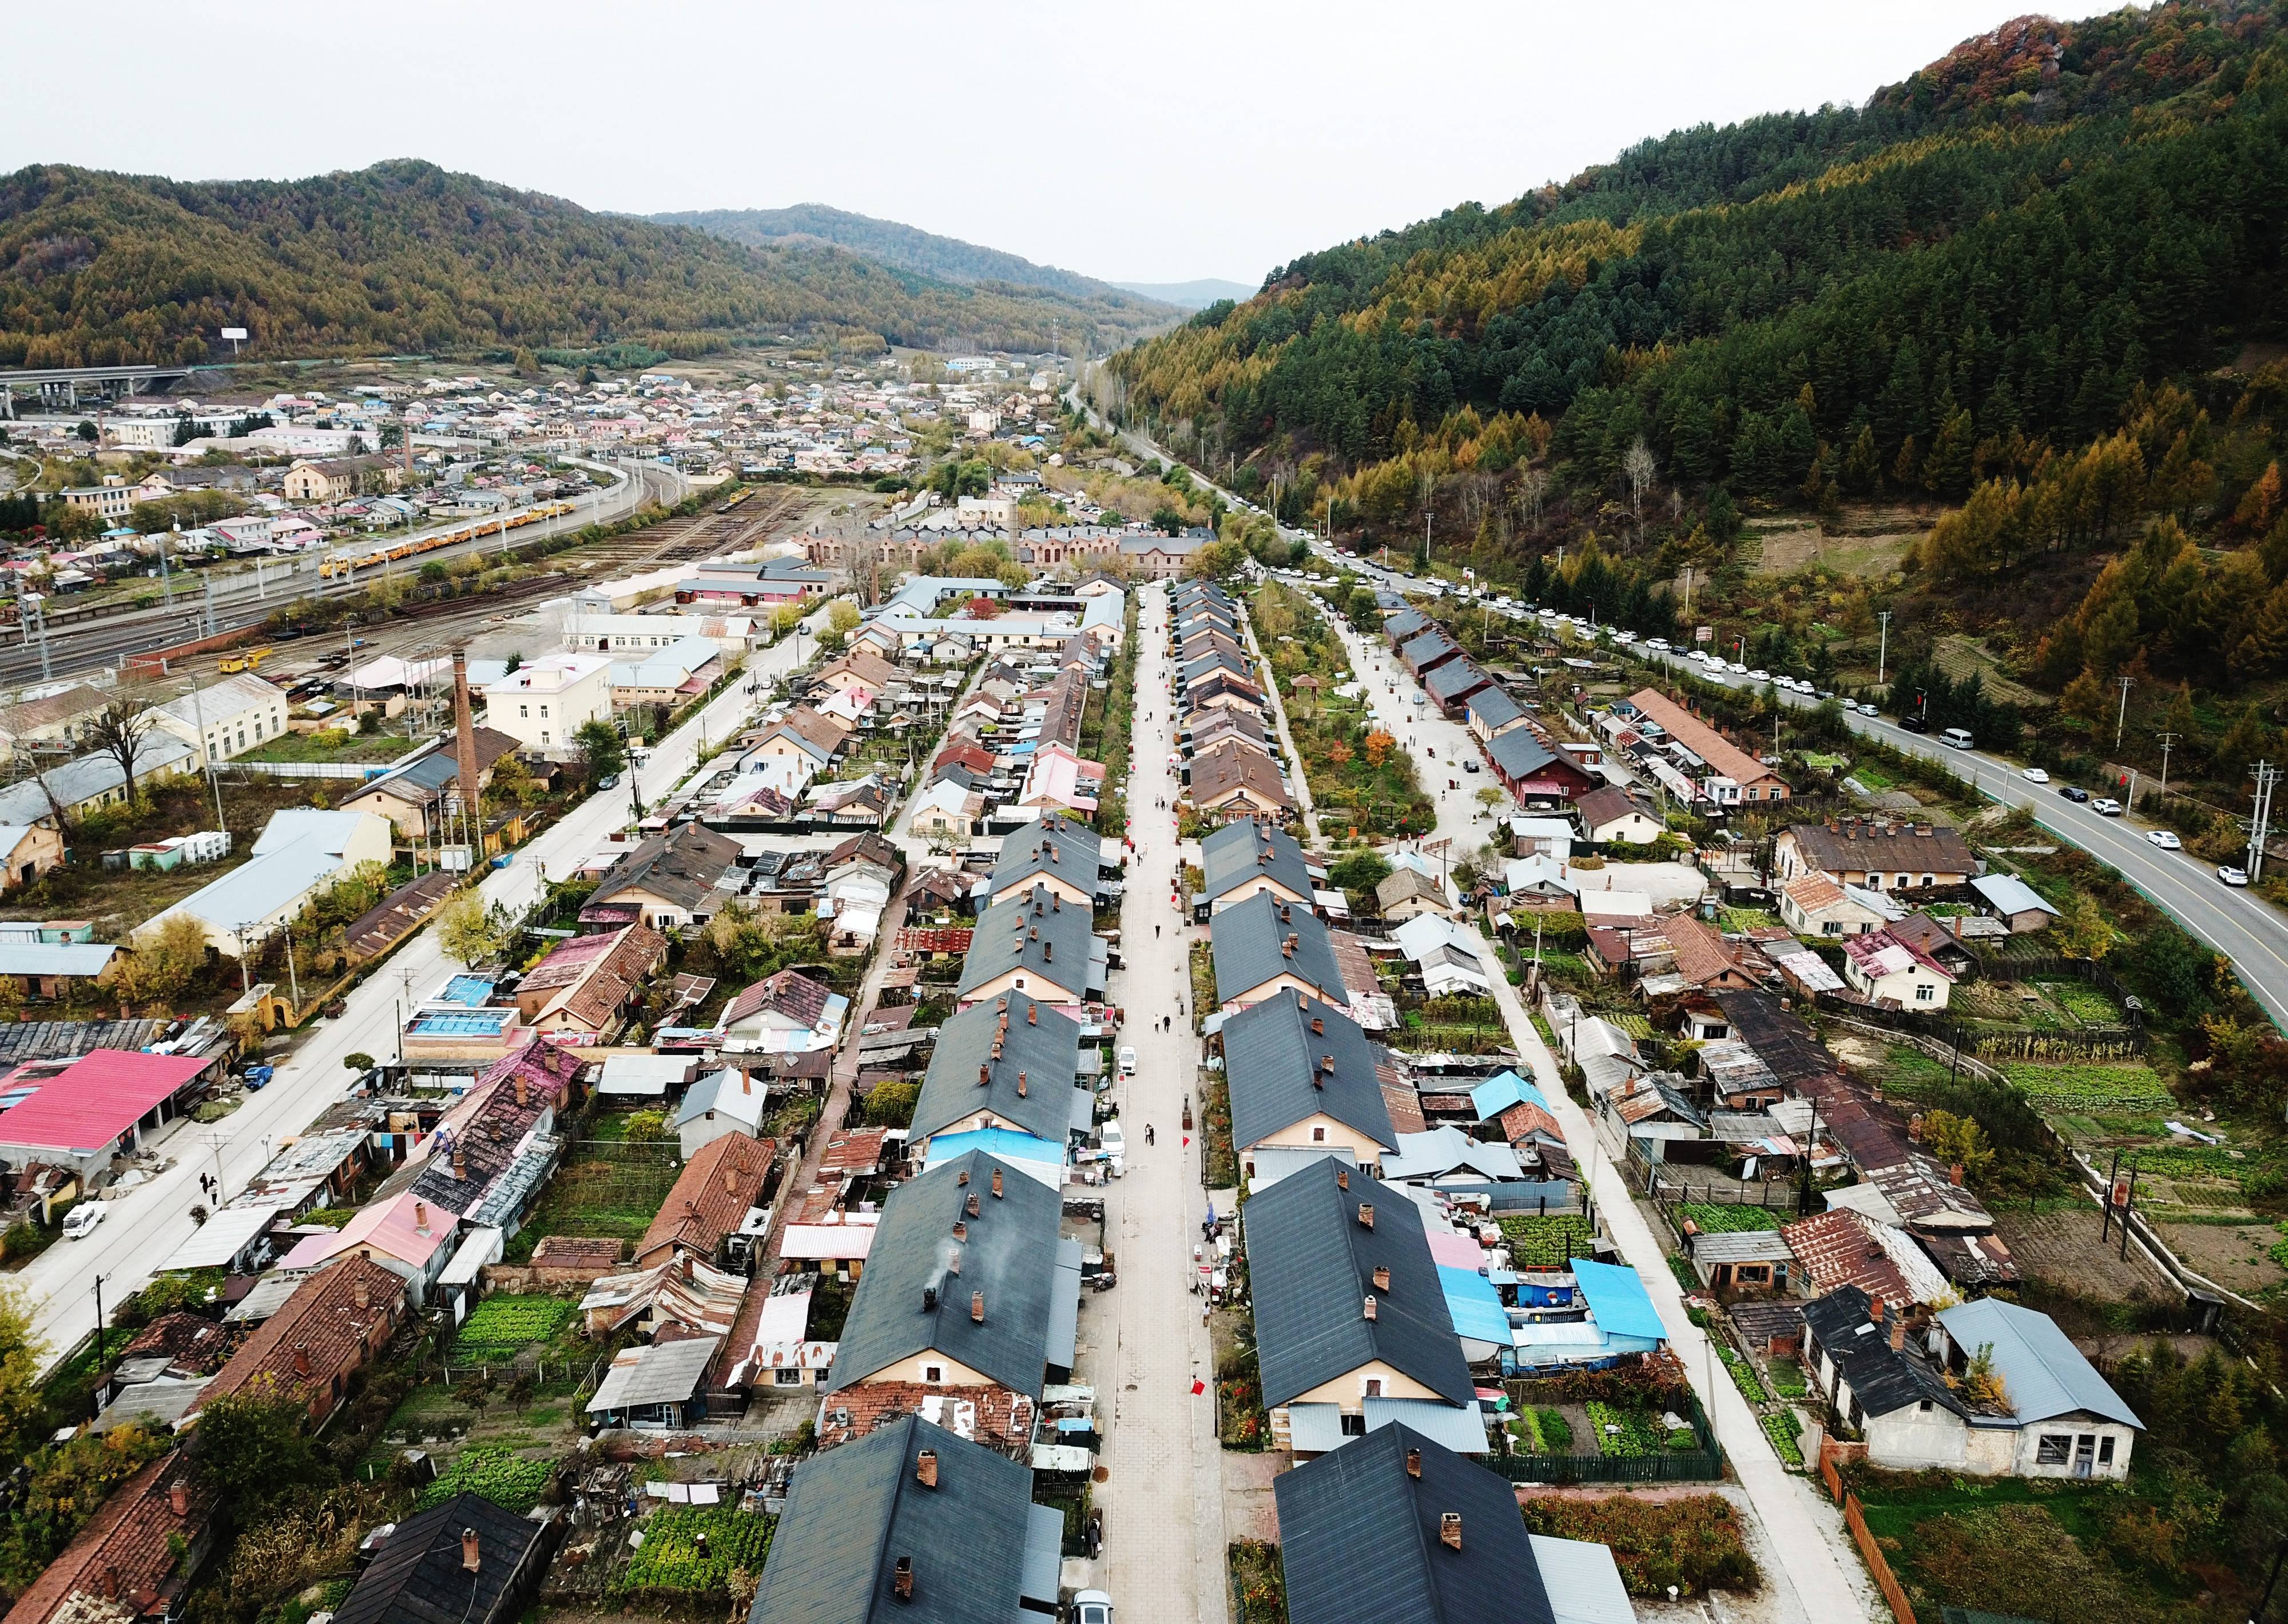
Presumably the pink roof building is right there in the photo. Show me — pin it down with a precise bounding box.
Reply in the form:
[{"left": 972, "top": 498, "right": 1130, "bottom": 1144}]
[
  {"left": 279, "top": 1189, "right": 460, "bottom": 1302},
  {"left": 0, "top": 1049, "right": 219, "bottom": 1175}
]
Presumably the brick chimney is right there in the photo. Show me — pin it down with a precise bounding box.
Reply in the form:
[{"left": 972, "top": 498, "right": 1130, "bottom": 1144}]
[
  {"left": 990, "top": 1168, "right": 1003, "bottom": 1199},
  {"left": 515, "top": 1076, "right": 530, "bottom": 1109},
  {"left": 353, "top": 1275, "right": 371, "bottom": 1311},
  {"left": 452, "top": 650, "right": 482, "bottom": 822},
  {"left": 1362, "top": 1294, "right": 1377, "bottom": 1322},
  {"left": 1440, "top": 1512, "right": 1462, "bottom": 1551},
  {"left": 292, "top": 1344, "right": 311, "bottom": 1376},
  {"left": 916, "top": 1449, "right": 939, "bottom": 1488},
  {"left": 169, "top": 1482, "right": 189, "bottom": 1516},
  {"left": 1373, "top": 1265, "right": 1391, "bottom": 1292},
  {"left": 461, "top": 1528, "right": 482, "bottom": 1574},
  {"left": 414, "top": 1200, "right": 431, "bottom": 1236},
  {"left": 1405, "top": 1447, "right": 1421, "bottom": 1479},
  {"left": 1357, "top": 1203, "right": 1375, "bottom": 1230},
  {"left": 971, "top": 1291, "right": 985, "bottom": 1323},
  {"left": 892, "top": 1557, "right": 913, "bottom": 1601},
  {"left": 1869, "top": 1296, "right": 1886, "bottom": 1326}
]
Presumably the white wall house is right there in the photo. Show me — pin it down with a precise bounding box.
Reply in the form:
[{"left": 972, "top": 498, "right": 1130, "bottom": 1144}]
[
  {"left": 482, "top": 654, "right": 613, "bottom": 755},
  {"left": 1805, "top": 1289, "right": 2141, "bottom": 1481},
  {"left": 142, "top": 674, "right": 291, "bottom": 766}
]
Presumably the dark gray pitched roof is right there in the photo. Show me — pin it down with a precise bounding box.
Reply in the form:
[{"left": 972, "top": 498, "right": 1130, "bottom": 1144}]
[
  {"left": 1422, "top": 659, "right": 1491, "bottom": 704},
  {"left": 335, "top": 1492, "right": 547, "bottom": 1624},
  {"left": 750, "top": 1415, "right": 1030, "bottom": 1624},
  {"left": 1181, "top": 648, "right": 1252, "bottom": 689},
  {"left": 1224, "top": 991, "right": 1393, "bottom": 1152},
  {"left": 1802, "top": 1284, "right": 1964, "bottom": 1422},
  {"left": 1201, "top": 817, "right": 1314, "bottom": 903},
  {"left": 1383, "top": 609, "right": 1432, "bottom": 643},
  {"left": 1274, "top": 1426, "right": 1554, "bottom": 1624},
  {"left": 1398, "top": 630, "right": 1461, "bottom": 672},
  {"left": 594, "top": 821, "right": 745, "bottom": 912},
  {"left": 910, "top": 990, "right": 1081, "bottom": 1145},
  {"left": 1213, "top": 891, "right": 1346, "bottom": 1008},
  {"left": 986, "top": 815, "right": 1102, "bottom": 901},
  {"left": 1464, "top": 686, "right": 1523, "bottom": 730},
  {"left": 956, "top": 883, "right": 1096, "bottom": 1001},
  {"left": 828, "top": 1150, "right": 1062, "bottom": 1398},
  {"left": 1244, "top": 1163, "right": 1475, "bottom": 1410},
  {"left": 1486, "top": 729, "right": 1562, "bottom": 780}
]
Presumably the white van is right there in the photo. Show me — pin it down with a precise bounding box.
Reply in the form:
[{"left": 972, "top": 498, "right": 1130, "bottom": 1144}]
[{"left": 1941, "top": 727, "right": 1975, "bottom": 750}]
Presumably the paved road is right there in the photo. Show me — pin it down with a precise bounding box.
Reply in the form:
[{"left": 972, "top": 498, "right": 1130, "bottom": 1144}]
[
  {"left": 21, "top": 600, "right": 829, "bottom": 1371},
  {"left": 0, "top": 459, "right": 682, "bottom": 686},
  {"left": 1094, "top": 584, "right": 1226, "bottom": 1624},
  {"left": 1630, "top": 646, "right": 2288, "bottom": 1029},
  {"left": 1345, "top": 611, "right": 1870, "bottom": 1621}
]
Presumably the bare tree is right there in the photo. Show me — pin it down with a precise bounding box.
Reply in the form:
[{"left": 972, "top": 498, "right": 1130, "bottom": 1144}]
[
  {"left": 86, "top": 690, "right": 160, "bottom": 806},
  {"left": 1516, "top": 468, "right": 1550, "bottom": 534},
  {"left": 1623, "top": 437, "right": 1658, "bottom": 547}
]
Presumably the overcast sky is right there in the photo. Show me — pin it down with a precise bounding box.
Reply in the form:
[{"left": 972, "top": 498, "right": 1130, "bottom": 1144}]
[{"left": 1, "top": 1, "right": 2092, "bottom": 287}]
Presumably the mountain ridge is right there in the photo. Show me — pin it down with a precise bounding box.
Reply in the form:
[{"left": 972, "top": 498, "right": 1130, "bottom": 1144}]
[{"left": 0, "top": 160, "right": 1174, "bottom": 367}]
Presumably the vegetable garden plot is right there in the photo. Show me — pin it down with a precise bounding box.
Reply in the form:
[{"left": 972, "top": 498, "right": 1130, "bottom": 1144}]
[
  {"left": 451, "top": 1295, "right": 575, "bottom": 1363},
  {"left": 1498, "top": 1213, "right": 1597, "bottom": 1267},
  {"left": 418, "top": 1447, "right": 551, "bottom": 1512},
  {"left": 2000, "top": 1061, "right": 2172, "bottom": 1112},
  {"left": 1677, "top": 1203, "right": 1781, "bottom": 1233},
  {"left": 614, "top": 1506, "right": 774, "bottom": 1605}
]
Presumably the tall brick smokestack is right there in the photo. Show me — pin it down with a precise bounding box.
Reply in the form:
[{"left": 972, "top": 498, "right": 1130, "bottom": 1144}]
[{"left": 453, "top": 650, "right": 482, "bottom": 840}]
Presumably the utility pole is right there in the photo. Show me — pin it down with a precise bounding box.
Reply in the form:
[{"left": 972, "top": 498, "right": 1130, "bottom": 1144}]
[
  {"left": 1876, "top": 610, "right": 1890, "bottom": 687},
  {"left": 1681, "top": 564, "right": 1693, "bottom": 614},
  {"left": 2157, "top": 732, "right": 2178, "bottom": 797},
  {"left": 2250, "top": 760, "right": 2278, "bottom": 885},
  {"left": 2115, "top": 674, "right": 2134, "bottom": 750},
  {"left": 185, "top": 676, "right": 225, "bottom": 830}
]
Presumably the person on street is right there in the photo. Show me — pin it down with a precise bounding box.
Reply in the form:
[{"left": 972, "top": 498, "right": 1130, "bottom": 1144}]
[{"left": 1145, "top": 1124, "right": 1155, "bottom": 1145}]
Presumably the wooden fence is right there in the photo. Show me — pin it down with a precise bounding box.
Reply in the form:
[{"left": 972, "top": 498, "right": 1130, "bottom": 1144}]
[
  {"left": 1842, "top": 1493, "right": 1916, "bottom": 1624},
  {"left": 1819, "top": 1439, "right": 1913, "bottom": 1624}
]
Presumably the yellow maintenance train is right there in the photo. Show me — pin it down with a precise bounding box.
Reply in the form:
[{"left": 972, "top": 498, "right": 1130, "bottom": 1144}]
[{"left": 316, "top": 500, "right": 581, "bottom": 580}]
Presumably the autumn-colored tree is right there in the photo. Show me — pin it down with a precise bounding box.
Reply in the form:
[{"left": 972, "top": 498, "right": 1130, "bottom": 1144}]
[
  {"left": 1363, "top": 731, "right": 1395, "bottom": 767},
  {"left": 2055, "top": 890, "right": 2115, "bottom": 959},
  {"left": 2234, "top": 461, "right": 2283, "bottom": 537},
  {"left": 1920, "top": 1108, "right": 1994, "bottom": 1185}
]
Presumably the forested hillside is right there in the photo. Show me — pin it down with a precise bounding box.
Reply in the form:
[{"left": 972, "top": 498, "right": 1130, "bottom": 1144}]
[
  {"left": 654, "top": 202, "right": 1160, "bottom": 313},
  {"left": 0, "top": 161, "right": 1170, "bottom": 367},
  {"left": 1105, "top": 3, "right": 2288, "bottom": 761}
]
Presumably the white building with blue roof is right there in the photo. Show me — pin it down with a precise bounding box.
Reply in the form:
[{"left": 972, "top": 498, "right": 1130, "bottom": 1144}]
[{"left": 1508, "top": 1258, "right": 1669, "bottom": 1374}]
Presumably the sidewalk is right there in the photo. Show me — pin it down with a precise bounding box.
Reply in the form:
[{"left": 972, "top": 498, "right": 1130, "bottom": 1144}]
[{"left": 1326, "top": 599, "right": 1873, "bottom": 1621}]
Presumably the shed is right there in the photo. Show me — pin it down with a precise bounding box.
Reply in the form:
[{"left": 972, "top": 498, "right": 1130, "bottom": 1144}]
[{"left": 585, "top": 1335, "right": 722, "bottom": 1430}]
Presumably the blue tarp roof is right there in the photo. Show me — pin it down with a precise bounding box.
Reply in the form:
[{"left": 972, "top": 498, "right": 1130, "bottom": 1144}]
[
  {"left": 1469, "top": 1070, "right": 1549, "bottom": 1120},
  {"left": 1571, "top": 1259, "right": 1666, "bottom": 1342},
  {"left": 1437, "top": 1264, "right": 1512, "bottom": 1345},
  {"left": 920, "top": 1127, "right": 1064, "bottom": 1168}
]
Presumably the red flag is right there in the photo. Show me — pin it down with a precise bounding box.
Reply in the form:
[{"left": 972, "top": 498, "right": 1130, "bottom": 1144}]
[
  {"left": 1190, "top": 1379, "right": 1206, "bottom": 1396},
  {"left": 1183, "top": 1136, "right": 1192, "bottom": 1148}
]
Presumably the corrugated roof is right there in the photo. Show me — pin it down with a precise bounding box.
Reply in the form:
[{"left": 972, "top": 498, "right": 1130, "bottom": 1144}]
[
  {"left": 0, "top": 1048, "right": 212, "bottom": 1154},
  {"left": 1936, "top": 1297, "right": 2140, "bottom": 1428},
  {"left": 586, "top": 1335, "right": 720, "bottom": 1414}
]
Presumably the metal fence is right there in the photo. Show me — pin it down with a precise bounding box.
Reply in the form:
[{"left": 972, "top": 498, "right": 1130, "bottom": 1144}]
[{"left": 1484, "top": 1392, "right": 1725, "bottom": 1483}]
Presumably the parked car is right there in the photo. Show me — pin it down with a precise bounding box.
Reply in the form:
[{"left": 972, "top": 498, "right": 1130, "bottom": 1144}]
[
  {"left": 2220, "top": 865, "right": 2251, "bottom": 887},
  {"left": 2021, "top": 767, "right": 2051, "bottom": 783},
  {"left": 1071, "top": 1592, "right": 1114, "bottom": 1624},
  {"left": 2092, "top": 798, "right": 2123, "bottom": 816},
  {"left": 1118, "top": 1046, "right": 1138, "bottom": 1076},
  {"left": 1463, "top": 759, "right": 1480, "bottom": 774},
  {"left": 2059, "top": 784, "right": 2091, "bottom": 802},
  {"left": 2148, "top": 829, "right": 2184, "bottom": 850},
  {"left": 62, "top": 1203, "right": 104, "bottom": 1240},
  {"left": 596, "top": 773, "right": 621, "bottom": 791},
  {"left": 1098, "top": 1120, "right": 1126, "bottom": 1170}
]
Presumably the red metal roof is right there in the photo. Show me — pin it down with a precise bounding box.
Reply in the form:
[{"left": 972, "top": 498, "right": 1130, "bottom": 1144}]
[{"left": 0, "top": 1049, "right": 210, "bottom": 1153}]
